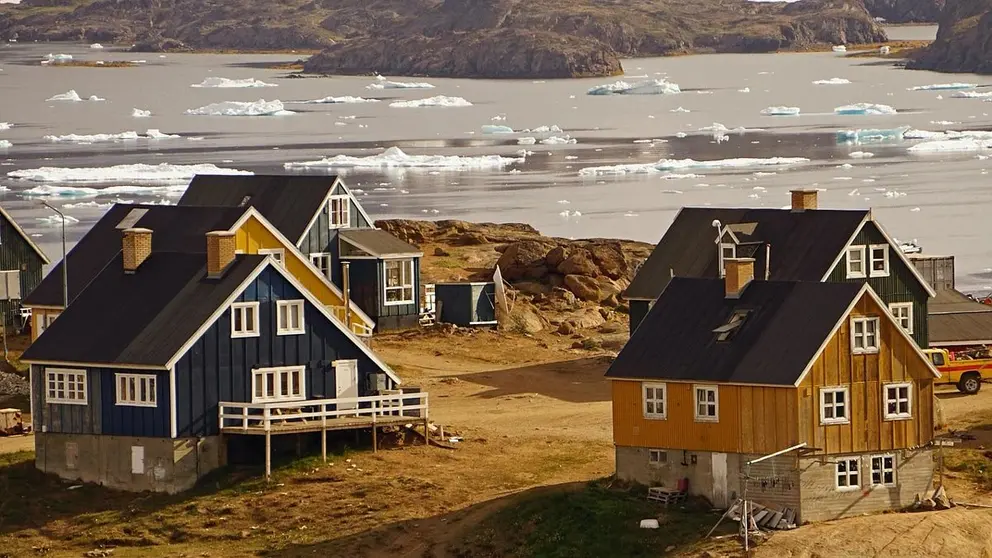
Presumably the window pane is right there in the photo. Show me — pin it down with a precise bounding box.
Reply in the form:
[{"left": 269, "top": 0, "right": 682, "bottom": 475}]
[
  {"left": 247, "top": 306, "right": 255, "bottom": 330},
  {"left": 836, "top": 391, "right": 845, "bottom": 404},
  {"left": 148, "top": 378, "right": 155, "bottom": 402},
  {"left": 281, "top": 372, "right": 290, "bottom": 398},
  {"left": 255, "top": 375, "right": 263, "bottom": 398},
  {"left": 266, "top": 373, "right": 275, "bottom": 398}
]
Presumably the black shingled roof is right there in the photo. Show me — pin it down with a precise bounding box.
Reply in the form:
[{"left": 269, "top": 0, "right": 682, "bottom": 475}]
[
  {"left": 606, "top": 278, "right": 864, "bottom": 385},
  {"left": 340, "top": 229, "right": 422, "bottom": 257},
  {"left": 179, "top": 175, "right": 337, "bottom": 244},
  {"left": 624, "top": 208, "right": 869, "bottom": 300},
  {"left": 24, "top": 204, "right": 246, "bottom": 308},
  {"left": 22, "top": 253, "right": 265, "bottom": 366}
]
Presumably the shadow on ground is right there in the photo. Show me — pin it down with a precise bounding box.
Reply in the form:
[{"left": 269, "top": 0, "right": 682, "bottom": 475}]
[{"left": 449, "top": 356, "right": 613, "bottom": 403}]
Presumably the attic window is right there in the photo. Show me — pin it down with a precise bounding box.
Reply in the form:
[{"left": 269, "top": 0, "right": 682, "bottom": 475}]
[
  {"left": 713, "top": 310, "right": 750, "bottom": 341},
  {"left": 329, "top": 195, "right": 350, "bottom": 229}
]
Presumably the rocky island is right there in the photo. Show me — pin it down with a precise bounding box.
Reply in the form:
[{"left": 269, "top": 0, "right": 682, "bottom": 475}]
[
  {"left": 908, "top": 0, "right": 992, "bottom": 74},
  {"left": 863, "top": 0, "right": 944, "bottom": 23},
  {"left": 0, "top": 0, "right": 888, "bottom": 78}
]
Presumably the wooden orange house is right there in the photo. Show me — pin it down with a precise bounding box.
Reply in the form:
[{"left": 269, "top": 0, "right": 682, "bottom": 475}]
[{"left": 607, "top": 258, "right": 939, "bottom": 522}]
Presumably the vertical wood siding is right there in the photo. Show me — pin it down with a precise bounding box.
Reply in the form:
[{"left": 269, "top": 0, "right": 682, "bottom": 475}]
[
  {"left": 0, "top": 213, "right": 46, "bottom": 326},
  {"left": 174, "top": 266, "right": 392, "bottom": 438},
  {"left": 798, "top": 294, "right": 935, "bottom": 455},
  {"left": 298, "top": 187, "right": 372, "bottom": 256},
  {"left": 32, "top": 364, "right": 102, "bottom": 434}
]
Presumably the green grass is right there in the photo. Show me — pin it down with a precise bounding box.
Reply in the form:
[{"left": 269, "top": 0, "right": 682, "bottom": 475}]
[
  {"left": 456, "top": 479, "right": 724, "bottom": 558},
  {"left": 944, "top": 449, "right": 992, "bottom": 491}
]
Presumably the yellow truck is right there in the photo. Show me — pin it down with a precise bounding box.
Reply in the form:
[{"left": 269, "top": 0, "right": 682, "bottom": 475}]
[{"left": 924, "top": 348, "right": 992, "bottom": 395}]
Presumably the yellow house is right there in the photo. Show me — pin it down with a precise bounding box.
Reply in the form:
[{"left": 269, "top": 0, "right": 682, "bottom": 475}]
[{"left": 23, "top": 204, "right": 374, "bottom": 341}]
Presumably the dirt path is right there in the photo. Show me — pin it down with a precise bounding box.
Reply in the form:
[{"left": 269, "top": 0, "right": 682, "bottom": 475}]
[{"left": 0, "top": 434, "right": 32, "bottom": 454}]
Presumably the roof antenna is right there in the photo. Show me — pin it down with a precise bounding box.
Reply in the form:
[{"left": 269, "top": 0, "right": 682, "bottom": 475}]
[{"left": 712, "top": 219, "right": 723, "bottom": 278}]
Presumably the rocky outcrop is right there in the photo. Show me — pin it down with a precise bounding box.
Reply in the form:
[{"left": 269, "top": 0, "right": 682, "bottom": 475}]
[
  {"left": 863, "top": 0, "right": 944, "bottom": 23},
  {"left": 908, "top": 0, "right": 992, "bottom": 74}
]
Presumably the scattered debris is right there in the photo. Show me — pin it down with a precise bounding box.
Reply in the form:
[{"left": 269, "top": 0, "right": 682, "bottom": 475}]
[
  {"left": 728, "top": 501, "right": 797, "bottom": 530},
  {"left": 639, "top": 519, "right": 660, "bottom": 529}
]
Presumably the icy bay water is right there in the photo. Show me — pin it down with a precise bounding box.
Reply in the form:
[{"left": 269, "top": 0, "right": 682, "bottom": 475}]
[{"left": 2, "top": 34, "right": 992, "bottom": 291}]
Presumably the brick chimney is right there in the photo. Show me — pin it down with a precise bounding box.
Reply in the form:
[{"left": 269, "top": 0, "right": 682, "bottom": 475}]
[
  {"left": 725, "top": 258, "right": 754, "bottom": 298},
  {"left": 790, "top": 189, "right": 818, "bottom": 212},
  {"left": 122, "top": 228, "right": 152, "bottom": 273},
  {"left": 206, "top": 231, "right": 236, "bottom": 278}
]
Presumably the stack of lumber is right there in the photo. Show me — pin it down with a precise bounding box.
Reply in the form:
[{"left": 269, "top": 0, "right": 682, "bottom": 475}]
[{"left": 727, "top": 500, "right": 797, "bottom": 531}]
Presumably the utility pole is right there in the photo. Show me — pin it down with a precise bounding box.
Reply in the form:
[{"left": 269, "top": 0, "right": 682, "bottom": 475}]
[{"left": 39, "top": 201, "right": 68, "bottom": 308}]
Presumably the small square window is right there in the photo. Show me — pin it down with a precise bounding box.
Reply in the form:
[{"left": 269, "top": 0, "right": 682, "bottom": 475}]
[
  {"left": 258, "top": 248, "right": 285, "bottom": 268},
  {"left": 884, "top": 383, "right": 912, "bottom": 420},
  {"left": 694, "top": 385, "right": 719, "bottom": 422},
  {"left": 115, "top": 373, "right": 157, "bottom": 407},
  {"left": 851, "top": 317, "right": 880, "bottom": 354},
  {"left": 309, "top": 253, "right": 331, "bottom": 280},
  {"left": 231, "top": 302, "right": 260, "bottom": 338},
  {"left": 649, "top": 449, "right": 667, "bottom": 466},
  {"left": 329, "top": 196, "right": 351, "bottom": 229},
  {"left": 836, "top": 457, "right": 860, "bottom": 490},
  {"left": 46, "top": 368, "right": 87, "bottom": 405},
  {"left": 888, "top": 303, "right": 913, "bottom": 335},
  {"left": 870, "top": 455, "right": 895, "bottom": 486},
  {"left": 276, "top": 300, "right": 305, "bottom": 335},
  {"left": 869, "top": 244, "right": 890, "bottom": 278},
  {"left": 846, "top": 246, "right": 866, "bottom": 279},
  {"left": 821, "top": 387, "right": 850, "bottom": 425},
  {"left": 643, "top": 383, "right": 667, "bottom": 419}
]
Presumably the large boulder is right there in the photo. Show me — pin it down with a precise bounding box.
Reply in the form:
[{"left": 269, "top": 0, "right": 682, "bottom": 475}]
[
  {"left": 557, "top": 250, "right": 600, "bottom": 277},
  {"left": 564, "top": 274, "right": 606, "bottom": 302},
  {"left": 496, "top": 240, "right": 556, "bottom": 280},
  {"left": 587, "top": 243, "right": 627, "bottom": 280}
]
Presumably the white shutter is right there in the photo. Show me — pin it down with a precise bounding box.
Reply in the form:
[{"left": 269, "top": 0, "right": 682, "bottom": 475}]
[{"left": 6, "top": 271, "right": 20, "bottom": 300}]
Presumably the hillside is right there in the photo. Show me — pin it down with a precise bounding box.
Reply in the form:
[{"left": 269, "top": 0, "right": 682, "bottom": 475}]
[
  {"left": 863, "top": 0, "right": 944, "bottom": 23},
  {"left": 0, "top": 0, "right": 888, "bottom": 78},
  {"left": 908, "top": 0, "right": 992, "bottom": 74}
]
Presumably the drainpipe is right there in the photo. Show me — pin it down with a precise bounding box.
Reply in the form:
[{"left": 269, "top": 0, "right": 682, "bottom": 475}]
[
  {"left": 765, "top": 244, "right": 771, "bottom": 281},
  {"left": 712, "top": 220, "right": 723, "bottom": 277},
  {"left": 342, "top": 261, "right": 352, "bottom": 330}
]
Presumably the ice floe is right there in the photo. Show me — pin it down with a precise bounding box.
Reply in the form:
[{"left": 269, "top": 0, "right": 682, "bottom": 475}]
[
  {"left": 578, "top": 156, "right": 808, "bottom": 176},
  {"left": 43, "top": 129, "right": 181, "bottom": 143},
  {"left": 586, "top": 79, "right": 680, "bottom": 95},
  {"left": 908, "top": 139, "right": 992, "bottom": 153},
  {"left": 834, "top": 103, "right": 897, "bottom": 115},
  {"left": 760, "top": 106, "right": 800, "bottom": 116},
  {"left": 0, "top": 140, "right": 10, "bottom": 149},
  {"left": 366, "top": 78, "right": 435, "bottom": 90},
  {"left": 738, "top": 88, "right": 750, "bottom": 93},
  {"left": 90, "top": 43, "right": 104, "bottom": 49},
  {"left": 517, "top": 137, "right": 537, "bottom": 145},
  {"left": 952, "top": 91, "right": 992, "bottom": 99},
  {"left": 670, "top": 107, "right": 691, "bottom": 113},
  {"left": 0, "top": 123, "right": 10, "bottom": 131},
  {"left": 282, "top": 146, "right": 522, "bottom": 171},
  {"left": 836, "top": 126, "right": 909, "bottom": 143},
  {"left": 832, "top": 45, "right": 847, "bottom": 53},
  {"left": 42, "top": 53, "right": 73, "bottom": 64},
  {"left": 481, "top": 125, "right": 514, "bottom": 134},
  {"left": 132, "top": 108, "right": 151, "bottom": 118},
  {"left": 540, "top": 136, "right": 576, "bottom": 145},
  {"left": 907, "top": 83, "right": 976, "bottom": 91},
  {"left": 46, "top": 90, "right": 104, "bottom": 102},
  {"left": 185, "top": 99, "right": 294, "bottom": 116},
  {"left": 191, "top": 77, "right": 277, "bottom": 88},
  {"left": 813, "top": 78, "right": 851, "bottom": 85},
  {"left": 299, "top": 96, "right": 379, "bottom": 104},
  {"left": 8, "top": 163, "right": 251, "bottom": 183},
  {"left": 523, "top": 125, "right": 563, "bottom": 134},
  {"left": 36, "top": 214, "right": 80, "bottom": 226},
  {"left": 905, "top": 129, "right": 992, "bottom": 141},
  {"left": 849, "top": 151, "right": 875, "bottom": 158},
  {"left": 389, "top": 96, "right": 471, "bottom": 108}
]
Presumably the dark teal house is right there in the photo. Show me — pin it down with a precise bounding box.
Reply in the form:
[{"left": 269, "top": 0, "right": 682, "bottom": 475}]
[{"left": 0, "top": 205, "right": 49, "bottom": 327}]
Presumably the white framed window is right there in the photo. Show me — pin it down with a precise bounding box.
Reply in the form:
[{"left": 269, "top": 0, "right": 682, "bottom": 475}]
[
  {"left": 384, "top": 258, "right": 415, "bottom": 305},
  {"left": 231, "top": 301, "right": 260, "bottom": 338},
  {"left": 869, "top": 244, "right": 890, "bottom": 277},
  {"left": 276, "top": 300, "right": 305, "bottom": 335},
  {"left": 116, "top": 373, "right": 157, "bottom": 407},
  {"left": 642, "top": 383, "right": 667, "bottom": 419},
  {"left": 648, "top": 449, "right": 667, "bottom": 466},
  {"left": 35, "top": 312, "right": 58, "bottom": 336},
  {"left": 329, "top": 195, "right": 351, "bottom": 229},
  {"left": 718, "top": 242, "right": 736, "bottom": 278},
  {"left": 820, "top": 387, "right": 850, "bottom": 425},
  {"left": 851, "top": 317, "right": 880, "bottom": 354},
  {"left": 846, "top": 245, "right": 866, "bottom": 279},
  {"left": 0, "top": 270, "right": 21, "bottom": 300},
  {"left": 252, "top": 366, "right": 306, "bottom": 403},
  {"left": 45, "top": 368, "right": 87, "bottom": 405},
  {"left": 883, "top": 382, "right": 912, "bottom": 420},
  {"left": 836, "top": 457, "right": 860, "bottom": 490},
  {"left": 694, "top": 385, "right": 719, "bottom": 422},
  {"left": 870, "top": 454, "right": 895, "bottom": 486},
  {"left": 258, "top": 248, "right": 285, "bottom": 268},
  {"left": 309, "top": 253, "right": 331, "bottom": 280},
  {"left": 888, "top": 302, "right": 913, "bottom": 334}
]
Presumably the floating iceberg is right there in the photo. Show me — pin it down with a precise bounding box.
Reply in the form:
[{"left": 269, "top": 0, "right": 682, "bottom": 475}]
[
  {"left": 36, "top": 215, "right": 80, "bottom": 226},
  {"left": 952, "top": 91, "right": 992, "bottom": 99},
  {"left": 481, "top": 125, "right": 514, "bottom": 134},
  {"left": 0, "top": 122, "right": 10, "bottom": 130},
  {"left": 578, "top": 156, "right": 808, "bottom": 176},
  {"left": 517, "top": 137, "right": 537, "bottom": 145},
  {"left": 185, "top": 99, "right": 294, "bottom": 116},
  {"left": 90, "top": 43, "right": 104, "bottom": 49},
  {"left": 907, "top": 83, "right": 976, "bottom": 91},
  {"left": 813, "top": 78, "right": 851, "bottom": 85},
  {"left": 908, "top": 139, "right": 992, "bottom": 153},
  {"left": 836, "top": 126, "right": 910, "bottom": 143},
  {"left": 832, "top": 45, "right": 847, "bottom": 52},
  {"left": 145, "top": 129, "right": 180, "bottom": 139},
  {"left": 849, "top": 151, "right": 875, "bottom": 158},
  {"left": 671, "top": 107, "right": 691, "bottom": 113},
  {"left": 299, "top": 96, "right": 379, "bottom": 104},
  {"left": 47, "top": 90, "right": 85, "bottom": 102},
  {"left": 283, "top": 146, "right": 522, "bottom": 171},
  {"left": 0, "top": 140, "right": 10, "bottom": 149},
  {"left": 64, "top": 200, "right": 116, "bottom": 209},
  {"left": 905, "top": 129, "right": 992, "bottom": 141},
  {"left": 43, "top": 129, "right": 180, "bottom": 143},
  {"left": 8, "top": 163, "right": 251, "bottom": 183},
  {"left": 43, "top": 53, "right": 73, "bottom": 63},
  {"left": 834, "top": 103, "right": 897, "bottom": 115},
  {"left": 523, "top": 125, "right": 562, "bottom": 134},
  {"left": 366, "top": 78, "right": 435, "bottom": 90},
  {"left": 132, "top": 108, "right": 151, "bottom": 118},
  {"left": 389, "top": 96, "right": 472, "bottom": 108},
  {"left": 760, "top": 106, "right": 800, "bottom": 116},
  {"left": 586, "top": 79, "right": 681, "bottom": 95},
  {"left": 191, "top": 77, "right": 278, "bottom": 88},
  {"left": 540, "top": 135, "right": 577, "bottom": 145}
]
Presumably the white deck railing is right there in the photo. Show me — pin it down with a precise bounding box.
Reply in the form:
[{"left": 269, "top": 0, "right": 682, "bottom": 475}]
[
  {"left": 218, "top": 392, "right": 429, "bottom": 433},
  {"left": 329, "top": 305, "right": 375, "bottom": 338}
]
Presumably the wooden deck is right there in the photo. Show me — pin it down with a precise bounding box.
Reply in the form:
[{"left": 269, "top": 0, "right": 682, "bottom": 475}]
[{"left": 219, "top": 413, "right": 418, "bottom": 435}]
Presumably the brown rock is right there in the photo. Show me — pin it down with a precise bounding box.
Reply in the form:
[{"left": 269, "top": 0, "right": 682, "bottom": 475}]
[
  {"left": 434, "top": 247, "right": 451, "bottom": 257},
  {"left": 514, "top": 281, "right": 550, "bottom": 296},
  {"left": 550, "top": 287, "right": 577, "bottom": 306},
  {"left": 557, "top": 250, "right": 600, "bottom": 277},
  {"left": 507, "top": 304, "right": 544, "bottom": 334},
  {"left": 496, "top": 240, "right": 555, "bottom": 281},
  {"left": 545, "top": 246, "right": 568, "bottom": 268},
  {"left": 564, "top": 274, "right": 605, "bottom": 302},
  {"left": 564, "top": 308, "right": 606, "bottom": 329},
  {"left": 456, "top": 232, "right": 489, "bottom": 246},
  {"left": 602, "top": 294, "right": 620, "bottom": 308},
  {"left": 558, "top": 321, "right": 575, "bottom": 335},
  {"left": 587, "top": 243, "right": 627, "bottom": 280},
  {"left": 548, "top": 273, "right": 565, "bottom": 288}
]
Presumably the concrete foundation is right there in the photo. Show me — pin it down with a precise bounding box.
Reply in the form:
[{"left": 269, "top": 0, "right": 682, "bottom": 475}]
[{"left": 35, "top": 432, "right": 226, "bottom": 493}]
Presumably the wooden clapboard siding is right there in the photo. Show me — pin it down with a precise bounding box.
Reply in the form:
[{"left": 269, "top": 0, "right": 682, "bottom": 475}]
[
  {"left": 611, "top": 380, "right": 798, "bottom": 455},
  {"left": 798, "top": 293, "right": 934, "bottom": 455}
]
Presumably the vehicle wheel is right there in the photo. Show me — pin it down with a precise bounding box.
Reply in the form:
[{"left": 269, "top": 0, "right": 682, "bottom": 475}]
[{"left": 958, "top": 373, "right": 982, "bottom": 395}]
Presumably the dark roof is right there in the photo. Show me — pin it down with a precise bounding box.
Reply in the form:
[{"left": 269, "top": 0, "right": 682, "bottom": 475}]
[
  {"left": 339, "top": 229, "right": 422, "bottom": 257},
  {"left": 179, "top": 175, "right": 337, "bottom": 243},
  {"left": 930, "top": 313, "right": 992, "bottom": 345},
  {"left": 23, "top": 204, "right": 245, "bottom": 307},
  {"left": 607, "top": 278, "right": 863, "bottom": 385},
  {"left": 624, "top": 208, "right": 869, "bottom": 300},
  {"left": 22, "top": 253, "right": 265, "bottom": 366},
  {"left": 0, "top": 205, "right": 50, "bottom": 264},
  {"left": 930, "top": 289, "right": 992, "bottom": 315}
]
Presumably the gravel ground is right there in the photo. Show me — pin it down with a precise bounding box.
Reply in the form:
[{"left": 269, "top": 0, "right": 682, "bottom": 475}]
[{"left": 0, "top": 370, "right": 29, "bottom": 396}]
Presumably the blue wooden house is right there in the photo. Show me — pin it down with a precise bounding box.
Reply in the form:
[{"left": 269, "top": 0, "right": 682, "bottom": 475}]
[
  {"left": 179, "top": 175, "right": 424, "bottom": 331},
  {"left": 21, "top": 227, "right": 427, "bottom": 493}
]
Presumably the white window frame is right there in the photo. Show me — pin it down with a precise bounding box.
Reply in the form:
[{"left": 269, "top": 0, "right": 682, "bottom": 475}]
[
  {"left": 888, "top": 302, "right": 913, "bottom": 335},
  {"left": 820, "top": 386, "right": 850, "bottom": 425},
  {"left": 258, "top": 248, "right": 286, "bottom": 268},
  {"left": 869, "top": 244, "right": 890, "bottom": 277},
  {"left": 35, "top": 312, "right": 58, "bottom": 336},
  {"left": 846, "top": 245, "right": 866, "bottom": 279},
  {"left": 693, "top": 385, "right": 719, "bottom": 422},
  {"left": 648, "top": 449, "right": 667, "bottom": 466},
  {"left": 836, "top": 457, "right": 861, "bottom": 491},
  {"left": 642, "top": 382, "right": 667, "bottom": 419},
  {"left": 329, "top": 195, "right": 351, "bottom": 229},
  {"left": 851, "top": 317, "right": 880, "bottom": 354},
  {"left": 384, "top": 258, "right": 415, "bottom": 306},
  {"left": 718, "top": 242, "right": 736, "bottom": 278},
  {"left": 276, "top": 300, "right": 305, "bottom": 335},
  {"left": 309, "top": 252, "right": 332, "bottom": 280},
  {"left": 883, "top": 382, "right": 913, "bottom": 420},
  {"left": 252, "top": 365, "right": 306, "bottom": 403},
  {"left": 870, "top": 454, "right": 896, "bottom": 487},
  {"left": 231, "top": 301, "right": 260, "bottom": 338},
  {"left": 115, "top": 373, "right": 157, "bottom": 407},
  {"left": 45, "top": 368, "right": 87, "bottom": 405}
]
